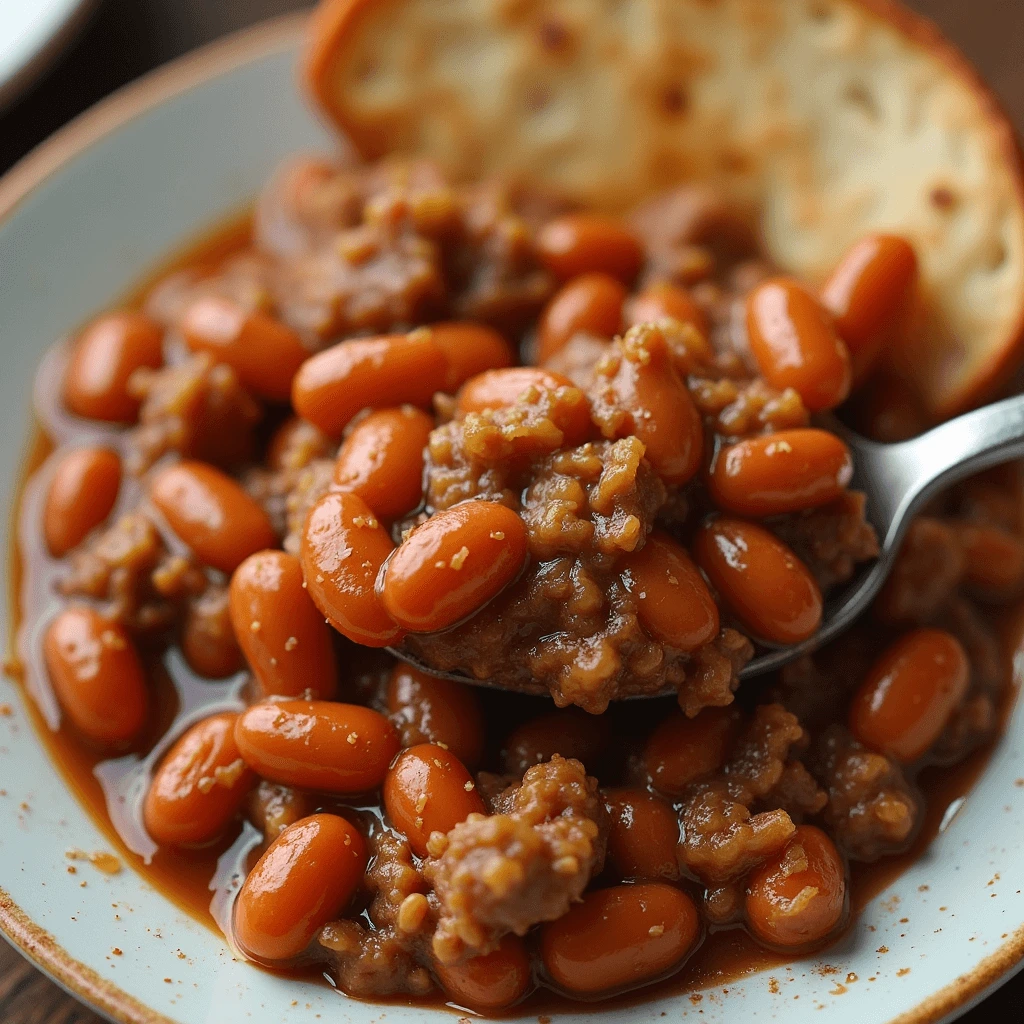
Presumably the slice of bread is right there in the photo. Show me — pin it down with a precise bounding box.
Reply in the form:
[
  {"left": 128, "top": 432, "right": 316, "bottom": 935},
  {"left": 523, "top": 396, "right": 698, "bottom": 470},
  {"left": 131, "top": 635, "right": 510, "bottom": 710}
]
[{"left": 305, "top": 0, "right": 1024, "bottom": 420}]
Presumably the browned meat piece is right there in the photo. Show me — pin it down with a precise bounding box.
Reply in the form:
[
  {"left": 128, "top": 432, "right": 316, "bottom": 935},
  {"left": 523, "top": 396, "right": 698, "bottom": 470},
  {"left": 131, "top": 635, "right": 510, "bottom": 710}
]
[
  {"left": 690, "top": 376, "right": 809, "bottom": 437},
  {"left": 875, "top": 517, "right": 964, "bottom": 624}
]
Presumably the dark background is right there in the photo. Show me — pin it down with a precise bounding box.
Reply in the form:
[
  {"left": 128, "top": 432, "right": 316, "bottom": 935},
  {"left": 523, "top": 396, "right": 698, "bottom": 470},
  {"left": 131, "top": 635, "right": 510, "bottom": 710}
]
[{"left": 0, "top": 0, "right": 1022, "bottom": 1021}]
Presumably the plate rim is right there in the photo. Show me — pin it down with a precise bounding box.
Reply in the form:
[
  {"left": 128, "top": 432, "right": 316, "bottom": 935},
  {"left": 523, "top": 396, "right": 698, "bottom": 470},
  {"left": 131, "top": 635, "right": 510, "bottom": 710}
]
[{"left": 0, "top": 8, "right": 1023, "bottom": 1024}]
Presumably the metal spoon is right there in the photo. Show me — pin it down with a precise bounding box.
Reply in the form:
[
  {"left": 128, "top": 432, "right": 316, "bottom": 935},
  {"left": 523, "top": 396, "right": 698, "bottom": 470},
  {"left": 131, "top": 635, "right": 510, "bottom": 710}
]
[{"left": 389, "top": 392, "right": 1024, "bottom": 690}]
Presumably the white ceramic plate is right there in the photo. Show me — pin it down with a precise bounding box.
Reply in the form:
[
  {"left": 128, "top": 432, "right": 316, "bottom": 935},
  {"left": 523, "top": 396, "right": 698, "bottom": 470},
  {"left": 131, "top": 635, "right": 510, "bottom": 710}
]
[
  {"left": 0, "top": 0, "right": 96, "bottom": 110},
  {"left": 1, "top": 14, "right": 1024, "bottom": 1024}
]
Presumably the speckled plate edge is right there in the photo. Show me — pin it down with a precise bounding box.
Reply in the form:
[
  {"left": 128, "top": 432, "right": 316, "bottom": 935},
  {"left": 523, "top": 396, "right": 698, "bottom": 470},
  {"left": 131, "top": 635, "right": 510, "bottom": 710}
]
[{"left": 0, "top": 11, "right": 1023, "bottom": 1024}]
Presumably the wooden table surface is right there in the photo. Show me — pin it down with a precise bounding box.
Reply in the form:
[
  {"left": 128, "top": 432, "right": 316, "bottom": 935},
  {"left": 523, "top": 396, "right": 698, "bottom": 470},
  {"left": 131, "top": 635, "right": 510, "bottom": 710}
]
[{"left": 1, "top": 0, "right": 1023, "bottom": 1021}]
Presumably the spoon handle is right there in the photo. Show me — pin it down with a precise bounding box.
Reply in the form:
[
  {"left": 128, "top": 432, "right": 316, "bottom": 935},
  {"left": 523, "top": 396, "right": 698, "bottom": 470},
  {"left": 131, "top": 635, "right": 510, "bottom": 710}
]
[{"left": 852, "top": 392, "right": 1024, "bottom": 548}]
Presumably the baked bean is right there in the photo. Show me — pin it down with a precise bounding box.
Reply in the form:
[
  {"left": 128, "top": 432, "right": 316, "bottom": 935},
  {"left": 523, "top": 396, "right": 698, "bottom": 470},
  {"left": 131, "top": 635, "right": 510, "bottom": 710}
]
[
  {"left": 333, "top": 407, "right": 433, "bottom": 520},
  {"left": 746, "top": 278, "right": 852, "bottom": 412},
  {"left": 709, "top": 429, "right": 853, "bottom": 517},
  {"left": 693, "top": 517, "right": 823, "bottom": 644},
  {"left": 386, "top": 663, "right": 485, "bottom": 768},
  {"left": 301, "top": 490, "right": 403, "bottom": 647},
  {"left": 234, "top": 813, "right": 367, "bottom": 963},
  {"left": 821, "top": 234, "right": 917, "bottom": 380},
  {"left": 536, "top": 213, "right": 643, "bottom": 283},
  {"left": 603, "top": 788, "right": 680, "bottom": 881},
  {"left": 597, "top": 326, "right": 703, "bottom": 485},
  {"left": 150, "top": 461, "right": 276, "bottom": 574},
  {"left": 625, "top": 281, "right": 707, "bottom": 335},
  {"left": 380, "top": 501, "right": 528, "bottom": 633},
  {"left": 849, "top": 628, "right": 969, "bottom": 762},
  {"left": 434, "top": 934, "right": 532, "bottom": 1011},
  {"left": 143, "top": 712, "right": 254, "bottom": 846},
  {"left": 230, "top": 550, "right": 338, "bottom": 699},
  {"left": 63, "top": 311, "right": 164, "bottom": 422},
  {"left": 537, "top": 273, "right": 625, "bottom": 362},
  {"left": 540, "top": 883, "right": 700, "bottom": 996},
  {"left": 383, "top": 743, "right": 485, "bottom": 856},
  {"left": 426, "top": 321, "right": 514, "bottom": 392},
  {"left": 182, "top": 586, "right": 243, "bottom": 679},
  {"left": 958, "top": 523, "right": 1024, "bottom": 596},
  {"left": 745, "top": 826, "right": 846, "bottom": 948},
  {"left": 180, "top": 295, "right": 309, "bottom": 402},
  {"left": 43, "top": 607, "right": 148, "bottom": 745},
  {"left": 643, "top": 706, "right": 740, "bottom": 796},
  {"left": 235, "top": 700, "right": 399, "bottom": 792},
  {"left": 43, "top": 447, "right": 122, "bottom": 557},
  {"left": 502, "top": 707, "right": 611, "bottom": 776},
  {"left": 619, "top": 532, "right": 719, "bottom": 651},
  {"left": 248, "top": 780, "right": 315, "bottom": 841},
  {"left": 292, "top": 332, "right": 447, "bottom": 437}
]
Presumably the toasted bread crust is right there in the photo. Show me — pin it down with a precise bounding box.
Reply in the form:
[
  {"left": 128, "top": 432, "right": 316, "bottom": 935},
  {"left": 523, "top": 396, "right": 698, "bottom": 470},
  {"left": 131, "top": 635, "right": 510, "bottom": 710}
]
[{"left": 303, "top": 0, "right": 1024, "bottom": 419}]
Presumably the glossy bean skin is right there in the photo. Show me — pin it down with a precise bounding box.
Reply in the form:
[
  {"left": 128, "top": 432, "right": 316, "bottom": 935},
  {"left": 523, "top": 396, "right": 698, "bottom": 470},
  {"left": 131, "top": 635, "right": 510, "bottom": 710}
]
[
  {"left": 292, "top": 333, "right": 448, "bottom": 437},
  {"left": 333, "top": 407, "right": 434, "bottom": 520},
  {"left": 958, "top": 523, "right": 1024, "bottom": 596},
  {"left": 849, "top": 628, "right": 969, "bottom": 762},
  {"left": 234, "top": 813, "right": 367, "bottom": 963},
  {"left": 43, "top": 607, "right": 148, "bottom": 745},
  {"left": 821, "top": 234, "right": 917, "bottom": 380},
  {"left": 625, "top": 281, "right": 707, "bottom": 335},
  {"left": 709, "top": 429, "right": 853, "bottom": 518},
  {"left": 434, "top": 934, "right": 532, "bottom": 1011},
  {"left": 182, "top": 586, "right": 244, "bottom": 679},
  {"left": 63, "top": 311, "right": 164, "bottom": 422},
  {"left": 537, "top": 273, "right": 625, "bottom": 362},
  {"left": 301, "top": 490, "right": 403, "bottom": 647},
  {"left": 380, "top": 500, "right": 528, "bottom": 633},
  {"left": 386, "top": 663, "right": 485, "bottom": 768},
  {"left": 603, "top": 788, "right": 680, "bottom": 881},
  {"left": 540, "top": 883, "right": 700, "bottom": 996},
  {"left": 746, "top": 278, "right": 852, "bottom": 412},
  {"left": 230, "top": 550, "right": 338, "bottom": 699},
  {"left": 745, "top": 826, "right": 846, "bottom": 949},
  {"left": 643, "top": 706, "right": 740, "bottom": 796},
  {"left": 426, "top": 322, "right": 513, "bottom": 392},
  {"left": 44, "top": 447, "right": 122, "bottom": 557},
  {"left": 595, "top": 326, "right": 703, "bottom": 485},
  {"left": 619, "top": 532, "right": 719, "bottom": 651},
  {"left": 180, "top": 295, "right": 309, "bottom": 402},
  {"left": 143, "top": 712, "right": 254, "bottom": 846},
  {"left": 235, "top": 700, "right": 400, "bottom": 793},
  {"left": 501, "top": 708, "right": 611, "bottom": 775},
  {"left": 150, "top": 461, "right": 276, "bottom": 574},
  {"left": 536, "top": 214, "right": 644, "bottom": 284},
  {"left": 693, "top": 517, "right": 823, "bottom": 644},
  {"left": 383, "top": 743, "right": 485, "bottom": 856}
]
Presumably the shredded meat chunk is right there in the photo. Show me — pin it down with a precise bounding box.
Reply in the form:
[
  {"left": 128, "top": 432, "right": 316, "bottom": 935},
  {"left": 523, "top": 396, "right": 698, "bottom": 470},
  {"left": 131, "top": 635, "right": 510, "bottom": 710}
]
[{"left": 875, "top": 517, "right": 964, "bottom": 624}]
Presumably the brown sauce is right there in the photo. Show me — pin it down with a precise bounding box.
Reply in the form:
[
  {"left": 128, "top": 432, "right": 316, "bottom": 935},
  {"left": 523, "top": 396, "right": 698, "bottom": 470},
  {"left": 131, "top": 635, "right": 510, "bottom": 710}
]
[{"left": 6, "top": 210, "right": 1020, "bottom": 1016}]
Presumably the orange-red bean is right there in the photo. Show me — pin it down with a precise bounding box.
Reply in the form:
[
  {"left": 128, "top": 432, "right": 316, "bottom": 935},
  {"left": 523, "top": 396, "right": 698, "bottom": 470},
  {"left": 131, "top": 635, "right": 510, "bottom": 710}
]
[
  {"left": 234, "top": 813, "right": 367, "bottom": 962},
  {"left": 43, "top": 447, "right": 122, "bottom": 557},
  {"left": 746, "top": 278, "right": 851, "bottom": 412},
  {"left": 849, "top": 628, "right": 969, "bottom": 762},
  {"left": 427, "top": 321, "right": 513, "bottom": 392},
  {"left": 501, "top": 708, "right": 611, "bottom": 775},
  {"left": 537, "top": 273, "right": 625, "bottom": 362},
  {"left": 821, "top": 234, "right": 917, "bottom": 381},
  {"left": 643, "top": 706, "right": 740, "bottom": 796},
  {"left": 386, "top": 663, "right": 485, "bottom": 768},
  {"left": 380, "top": 500, "right": 528, "bottom": 633},
  {"left": 43, "top": 607, "right": 148, "bottom": 745},
  {"left": 180, "top": 295, "right": 309, "bottom": 402},
  {"left": 235, "top": 700, "right": 400, "bottom": 792},
  {"left": 958, "top": 523, "right": 1024, "bottom": 596},
  {"left": 709, "top": 429, "right": 853, "bottom": 517},
  {"left": 63, "top": 311, "right": 163, "bottom": 422},
  {"left": 603, "top": 788, "right": 681, "bottom": 881},
  {"left": 144, "top": 712, "right": 254, "bottom": 846},
  {"left": 540, "top": 883, "right": 700, "bottom": 996},
  {"left": 693, "top": 517, "right": 823, "bottom": 644},
  {"left": 150, "top": 461, "right": 276, "bottom": 574},
  {"left": 383, "top": 743, "right": 485, "bottom": 856},
  {"left": 745, "top": 826, "right": 846, "bottom": 948},
  {"left": 536, "top": 213, "right": 643, "bottom": 283},
  {"left": 619, "top": 531, "right": 719, "bottom": 650},
  {"left": 301, "top": 490, "right": 403, "bottom": 647},
  {"left": 434, "top": 934, "right": 532, "bottom": 1011},
  {"left": 230, "top": 550, "right": 338, "bottom": 699},
  {"left": 333, "top": 407, "right": 433, "bottom": 520},
  {"left": 626, "top": 281, "right": 707, "bottom": 335}
]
